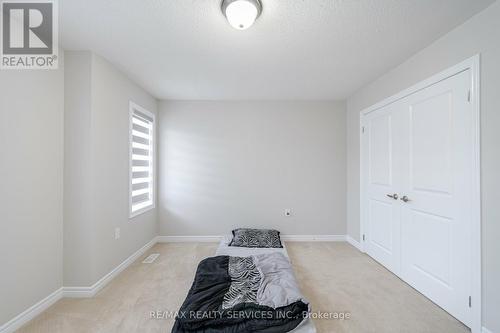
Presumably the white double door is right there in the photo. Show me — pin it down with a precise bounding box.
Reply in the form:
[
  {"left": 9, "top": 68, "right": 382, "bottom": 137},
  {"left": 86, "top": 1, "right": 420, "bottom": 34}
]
[{"left": 362, "top": 70, "right": 473, "bottom": 326}]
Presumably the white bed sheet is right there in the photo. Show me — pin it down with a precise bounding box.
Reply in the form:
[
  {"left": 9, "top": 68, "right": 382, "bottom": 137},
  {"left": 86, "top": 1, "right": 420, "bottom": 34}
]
[{"left": 215, "top": 235, "right": 317, "bottom": 333}]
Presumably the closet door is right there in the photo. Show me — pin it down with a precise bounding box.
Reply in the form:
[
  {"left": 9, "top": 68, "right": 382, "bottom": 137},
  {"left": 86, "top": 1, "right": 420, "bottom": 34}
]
[
  {"left": 362, "top": 101, "right": 406, "bottom": 274},
  {"left": 399, "top": 70, "right": 472, "bottom": 326}
]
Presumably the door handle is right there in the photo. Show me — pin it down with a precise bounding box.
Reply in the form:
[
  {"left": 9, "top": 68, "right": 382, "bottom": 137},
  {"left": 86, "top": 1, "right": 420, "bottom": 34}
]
[
  {"left": 386, "top": 193, "right": 398, "bottom": 200},
  {"left": 400, "top": 195, "right": 411, "bottom": 203}
]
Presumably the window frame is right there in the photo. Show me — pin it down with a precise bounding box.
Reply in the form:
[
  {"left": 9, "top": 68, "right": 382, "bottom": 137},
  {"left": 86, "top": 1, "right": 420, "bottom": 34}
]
[{"left": 129, "top": 101, "right": 155, "bottom": 219}]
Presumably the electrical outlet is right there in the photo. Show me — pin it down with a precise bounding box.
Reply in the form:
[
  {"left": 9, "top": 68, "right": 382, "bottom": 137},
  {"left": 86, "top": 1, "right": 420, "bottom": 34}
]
[
  {"left": 284, "top": 209, "right": 292, "bottom": 217},
  {"left": 115, "top": 227, "right": 120, "bottom": 240}
]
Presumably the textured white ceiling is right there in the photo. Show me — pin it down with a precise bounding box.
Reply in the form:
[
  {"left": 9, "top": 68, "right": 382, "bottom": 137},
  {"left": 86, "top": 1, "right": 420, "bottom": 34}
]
[{"left": 60, "top": 0, "right": 494, "bottom": 100}]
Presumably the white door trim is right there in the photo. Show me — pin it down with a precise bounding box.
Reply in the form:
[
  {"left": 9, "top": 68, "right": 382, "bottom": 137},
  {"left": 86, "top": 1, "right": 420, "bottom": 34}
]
[{"left": 359, "top": 55, "right": 481, "bottom": 333}]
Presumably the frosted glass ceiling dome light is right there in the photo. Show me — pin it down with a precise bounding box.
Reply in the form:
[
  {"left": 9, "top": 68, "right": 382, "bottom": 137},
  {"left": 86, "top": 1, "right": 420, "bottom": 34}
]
[{"left": 222, "top": 0, "right": 262, "bottom": 30}]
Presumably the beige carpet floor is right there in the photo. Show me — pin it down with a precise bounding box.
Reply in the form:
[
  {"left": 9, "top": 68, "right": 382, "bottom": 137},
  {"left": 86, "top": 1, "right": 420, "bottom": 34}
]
[{"left": 17, "top": 242, "right": 469, "bottom": 333}]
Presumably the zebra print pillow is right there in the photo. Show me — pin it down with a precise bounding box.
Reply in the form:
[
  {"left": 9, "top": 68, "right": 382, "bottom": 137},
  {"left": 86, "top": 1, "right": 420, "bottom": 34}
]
[{"left": 229, "top": 228, "right": 283, "bottom": 248}]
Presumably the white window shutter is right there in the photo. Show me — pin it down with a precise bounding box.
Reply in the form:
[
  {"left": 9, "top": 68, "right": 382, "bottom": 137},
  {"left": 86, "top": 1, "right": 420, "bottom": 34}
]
[{"left": 129, "top": 103, "right": 155, "bottom": 217}]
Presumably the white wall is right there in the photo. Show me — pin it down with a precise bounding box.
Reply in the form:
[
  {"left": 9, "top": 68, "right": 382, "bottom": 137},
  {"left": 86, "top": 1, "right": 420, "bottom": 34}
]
[
  {"left": 158, "top": 101, "right": 346, "bottom": 236},
  {"left": 89, "top": 54, "right": 158, "bottom": 283},
  {"left": 0, "top": 56, "right": 64, "bottom": 324},
  {"left": 64, "top": 51, "right": 93, "bottom": 286},
  {"left": 63, "top": 51, "right": 158, "bottom": 287},
  {"left": 346, "top": 2, "right": 500, "bottom": 331}
]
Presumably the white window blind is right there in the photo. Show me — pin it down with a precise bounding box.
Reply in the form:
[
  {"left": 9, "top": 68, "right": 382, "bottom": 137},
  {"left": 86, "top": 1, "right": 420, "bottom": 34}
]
[{"left": 129, "top": 103, "right": 155, "bottom": 217}]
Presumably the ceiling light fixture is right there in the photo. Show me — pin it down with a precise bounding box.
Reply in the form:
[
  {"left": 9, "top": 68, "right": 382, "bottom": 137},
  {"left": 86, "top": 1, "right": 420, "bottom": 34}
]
[{"left": 221, "top": 0, "right": 262, "bottom": 30}]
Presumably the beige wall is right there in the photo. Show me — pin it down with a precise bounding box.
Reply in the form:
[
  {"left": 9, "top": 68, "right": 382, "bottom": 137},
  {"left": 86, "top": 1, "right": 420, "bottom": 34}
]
[
  {"left": 0, "top": 55, "right": 64, "bottom": 324},
  {"left": 158, "top": 101, "right": 346, "bottom": 236},
  {"left": 63, "top": 52, "right": 158, "bottom": 287},
  {"left": 346, "top": 2, "right": 500, "bottom": 330}
]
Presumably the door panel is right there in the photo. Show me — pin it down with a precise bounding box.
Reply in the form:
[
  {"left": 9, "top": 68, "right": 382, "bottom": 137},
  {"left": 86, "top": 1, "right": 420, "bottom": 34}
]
[
  {"left": 369, "top": 115, "right": 392, "bottom": 186},
  {"left": 362, "top": 69, "right": 473, "bottom": 327},
  {"left": 410, "top": 92, "right": 453, "bottom": 194},
  {"left": 400, "top": 70, "right": 472, "bottom": 326},
  {"left": 363, "top": 103, "right": 403, "bottom": 274},
  {"left": 407, "top": 210, "right": 452, "bottom": 287},
  {"left": 368, "top": 199, "right": 393, "bottom": 254}
]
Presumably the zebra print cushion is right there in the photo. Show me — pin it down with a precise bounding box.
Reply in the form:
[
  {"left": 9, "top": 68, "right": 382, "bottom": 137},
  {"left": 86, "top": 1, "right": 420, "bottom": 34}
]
[
  {"left": 229, "top": 228, "right": 283, "bottom": 248},
  {"left": 222, "top": 256, "right": 262, "bottom": 309}
]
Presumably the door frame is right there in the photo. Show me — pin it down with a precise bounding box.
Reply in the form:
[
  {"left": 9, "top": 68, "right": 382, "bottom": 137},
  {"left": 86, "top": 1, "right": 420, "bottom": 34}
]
[{"left": 359, "top": 55, "right": 481, "bottom": 333}]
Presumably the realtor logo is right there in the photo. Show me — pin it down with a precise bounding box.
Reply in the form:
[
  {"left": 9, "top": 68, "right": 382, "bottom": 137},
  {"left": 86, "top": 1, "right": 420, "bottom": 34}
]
[{"left": 1, "top": 0, "right": 58, "bottom": 69}]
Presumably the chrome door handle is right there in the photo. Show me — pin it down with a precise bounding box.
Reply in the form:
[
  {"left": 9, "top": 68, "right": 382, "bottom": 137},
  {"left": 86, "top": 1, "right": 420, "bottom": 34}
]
[
  {"left": 386, "top": 193, "right": 398, "bottom": 200},
  {"left": 400, "top": 196, "right": 410, "bottom": 203}
]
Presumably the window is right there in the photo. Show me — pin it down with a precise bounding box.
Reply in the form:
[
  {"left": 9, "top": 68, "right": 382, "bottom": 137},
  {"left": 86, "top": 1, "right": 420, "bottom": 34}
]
[{"left": 129, "top": 102, "right": 155, "bottom": 217}]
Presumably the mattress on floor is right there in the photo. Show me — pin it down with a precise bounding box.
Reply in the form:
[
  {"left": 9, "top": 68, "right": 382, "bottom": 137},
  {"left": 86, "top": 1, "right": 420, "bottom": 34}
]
[{"left": 215, "top": 235, "right": 317, "bottom": 333}]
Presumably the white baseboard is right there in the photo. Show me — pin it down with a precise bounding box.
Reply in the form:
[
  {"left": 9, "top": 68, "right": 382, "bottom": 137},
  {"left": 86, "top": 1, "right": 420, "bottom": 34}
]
[
  {"left": 482, "top": 327, "right": 493, "bottom": 333},
  {"left": 0, "top": 288, "right": 63, "bottom": 333},
  {"left": 61, "top": 286, "right": 94, "bottom": 298},
  {"left": 346, "top": 235, "right": 362, "bottom": 251},
  {"left": 157, "top": 235, "right": 222, "bottom": 243},
  {"left": 63, "top": 237, "right": 157, "bottom": 298},
  {"left": 281, "top": 235, "right": 346, "bottom": 242},
  {"left": 156, "top": 234, "right": 349, "bottom": 242}
]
